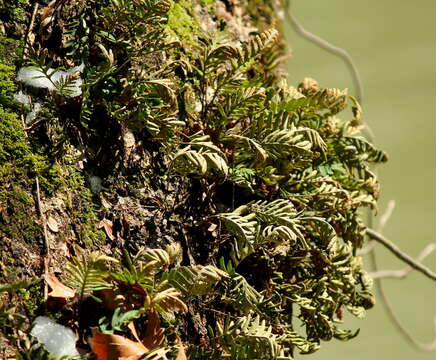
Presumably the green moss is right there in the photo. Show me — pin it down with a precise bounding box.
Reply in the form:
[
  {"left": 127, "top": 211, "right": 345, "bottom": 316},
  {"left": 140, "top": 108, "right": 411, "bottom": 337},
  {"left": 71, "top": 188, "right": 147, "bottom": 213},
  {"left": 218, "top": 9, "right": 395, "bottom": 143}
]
[
  {"left": 18, "top": 282, "right": 44, "bottom": 317},
  {"left": 166, "top": 0, "right": 201, "bottom": 47},
  {"left": 0, "top": 48, "right": 62, "bottom": 194},
  {"left": 0, "top": 40, "right": 62, "bottom": 254},
  {"left": 0, "top": 0, "right": 30, "bottom": 24},
  {"left": 0, "top": 105, "right": 61, "bottom": 192},
  {"left": 10, "top": 188, "right": 32, "bottom": 205},
  {"left": 199, "top": 0, "right": 215, "bottom": 7},
  {"left": 0, "top": 62, "right": 16, "bottom": 106},
  {"left": 0, "top": 108, "right": 28, "bottom": 168}
]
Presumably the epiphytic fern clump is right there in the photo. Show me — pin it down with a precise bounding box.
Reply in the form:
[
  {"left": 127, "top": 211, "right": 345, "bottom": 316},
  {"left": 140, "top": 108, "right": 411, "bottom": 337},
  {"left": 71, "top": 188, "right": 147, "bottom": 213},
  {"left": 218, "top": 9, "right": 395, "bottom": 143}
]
[{"left": 1, "top": 0, "right": 387, "bottom": 358}]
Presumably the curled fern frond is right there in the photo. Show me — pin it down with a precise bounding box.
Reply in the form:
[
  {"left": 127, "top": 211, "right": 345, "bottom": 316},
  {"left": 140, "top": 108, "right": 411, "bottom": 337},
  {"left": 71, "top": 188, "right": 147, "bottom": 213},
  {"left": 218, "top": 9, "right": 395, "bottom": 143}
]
[
  {"left": 285, "top": 330, "right": 320, "bottom": 354},
  {"left": 224, "top": 134, "right": 268, "bottom": 163},
  {"left": 172, "top": 147, "right": 228, "bottom": 176},
  {"left": 216, "top": 207, "right": 258, "bottom": 243},
  {"left": 220, "top": 259, "right": 262, "bottom": 312},
  {"left": 172, "top": 132, "right": 229, "bottom": 176},
  {"left": 134, "top": 248, "right": 172, "bottom": 270},
  {"left": 295, "top": 127, "right": 327, "bottom": 155}
]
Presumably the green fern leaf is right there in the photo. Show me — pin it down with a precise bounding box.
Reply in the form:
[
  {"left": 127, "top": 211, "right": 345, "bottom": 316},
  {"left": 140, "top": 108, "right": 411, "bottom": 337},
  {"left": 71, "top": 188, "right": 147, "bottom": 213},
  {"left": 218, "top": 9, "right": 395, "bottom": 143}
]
[
  {"left": 225, "top": 133, "right": 268, "bottom": 163},
  {"left": 164, "top": 265, "right": 228, "bottom": 296},
  {"left": 63, "top": 253, "right": 112, "bottom": 301},
  {"left": 260, "top": 128, "right": 313, "bottom": 160},
  {"left": 218, "top": 313, "right": 281, "bottom": 359},
  {"left": 340, "top": 136, "right": 388, "bottom": 163}
]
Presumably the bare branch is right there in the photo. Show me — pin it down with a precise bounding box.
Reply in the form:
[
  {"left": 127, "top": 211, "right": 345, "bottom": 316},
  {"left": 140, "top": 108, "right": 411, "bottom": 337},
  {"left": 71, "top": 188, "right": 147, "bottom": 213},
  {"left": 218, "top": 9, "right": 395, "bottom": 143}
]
[
  {"left": 370, "top": 251, "right": 436, "bottom": 351},
  {"left": 369, "top": 243, "right": 436, "bottom": 279},
  {"left": 284, "top": 0, "right": 363, "bottom": 104},
  {"left": 365, "top": 228, "right": 436, "bottom": 282}
]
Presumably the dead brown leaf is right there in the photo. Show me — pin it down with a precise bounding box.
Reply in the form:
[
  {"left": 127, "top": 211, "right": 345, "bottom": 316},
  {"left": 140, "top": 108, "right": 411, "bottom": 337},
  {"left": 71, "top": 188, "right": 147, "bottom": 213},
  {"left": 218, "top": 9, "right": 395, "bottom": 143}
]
[
  {"left": 142, "top": 309, "right": 164, "bottom": 350},
  {"left": 97, "top": 218, "right": 115, "bottom": 241},
  {"left": 91, "top": 331, "right": 148, "bottom": 360},
  {"left": 47, "top": 216, "right": 59, "bottom": 232},
  {"left": 99, "top": 288, "right": 126, "bottom": 310},
  {"left": 44, "top": 273, "right": 76, "bottom": 299},
  {"left": 91, "top": 310, "right": 168, "bottom": 360}
]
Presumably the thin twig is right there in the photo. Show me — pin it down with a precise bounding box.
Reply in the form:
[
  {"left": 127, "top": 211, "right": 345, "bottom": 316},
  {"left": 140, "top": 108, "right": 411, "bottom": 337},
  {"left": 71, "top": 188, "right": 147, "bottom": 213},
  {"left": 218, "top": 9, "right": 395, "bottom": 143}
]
[
  {"left": 21, "top": 107, "right": 50, "bottom": 302},
  {"left": 35, "top": 176, "right": 50, "bottom": 303},
  {"left": 366, "top": 228, "right": 436, "bottom": 282},
  {"left": 284, "top": 0, "right": 363, "bottom": 103},
  {"left": 370, "top": 250, "right": 436, "bottom": 351},
  {"left": 365, "top": 183, "right": 434, "bottom": 352},
  {"left": 35, "top": 177, "right": 50, "bottom": 257},
  {"left": 369, "top": 243, "right": 436, "bottom": 279},
  {"left": 22, "top": 3, "right": 39, "bottom": 59}
]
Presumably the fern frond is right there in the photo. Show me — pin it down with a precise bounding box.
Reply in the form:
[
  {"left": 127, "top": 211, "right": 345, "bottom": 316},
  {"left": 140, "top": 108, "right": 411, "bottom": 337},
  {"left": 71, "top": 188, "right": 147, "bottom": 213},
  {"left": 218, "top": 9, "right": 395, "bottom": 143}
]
[
  {"left": 237, "top": 29, "right": 279, "bottom": 67},
  {"left": 216, "top": 211, "right": 258, "bottom": 258},
  {"left": 251, "top": 199, "right": 297, "bottom": 223},
  {"left": 218, "top": 87, "right": 266, "bottom": 122},
  {"left": 188, "top": 132, "right": 222, "bottom": 153},
  {"left": 146, "top": 78, "right": 177, "bottom": 107},
  {"left": 225, "top": 133, "right": 268, "bottom": 163},
  {"left": 300, "top": 216, "right": 337, "bottom": 248},
  {"left": 285, "top": 329, "right": 320, "bottom": 354},
  {"left": 150, "top": 287, "right": 188, "bottom": 313},
  {"left": 260, "top": 128, "right": 313, "bottom": 160},
  {"left": 295, "top": 127, "right": 327, "bottom": 155},
  {"left": 227, "top": 165, "right": 256, "bottom": 191},
  {"left": 217, "top": 313, "right": 281, "bottom": 359},
  {"left": 219, "top": 258, "right": 261, "bottom": 312},
  {"left": 134, "top": 247, "right": 172, "bottom": 271},
  {"left": 261, "top": 225, "right": 299, "bottom": 244},
  {"left": 173, "top": 146, "right": 228, "bottom": 176},
  {"left": 203, "top": 151, "right": 229, "bottom": 176},
  {"left": 164, "top": 265, "right": 228, "bottom": 296},
  {"left": 251, "top": 199, "right": 305, "bottom": 245},
  {"left": 173, "top": 132, "right": 228, "bottom": 176},
  {"left": 340, "top": 136, "right": 388, "bottom": 163},
  {"left": 63, "top": 253, "right": 112, "bottom": 301},
  {"left": 333, "top": 328, "right": 360, "bottom": 341}
]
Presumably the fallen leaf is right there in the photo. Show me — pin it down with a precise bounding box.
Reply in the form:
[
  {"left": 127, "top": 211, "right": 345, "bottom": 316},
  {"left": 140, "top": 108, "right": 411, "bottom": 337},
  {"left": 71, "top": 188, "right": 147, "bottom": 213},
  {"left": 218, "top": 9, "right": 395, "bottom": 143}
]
[
  {"left": 91, "top": 331, "right": 148, "bottom": 360},
  {"left": 97, "top": 219, "right": 115, "bottom": 241},
  {"left": 44, "top": 273, "right": 76, "bottom": 299},
  {"left": 142, "top": 309, "right": 164, "bottom": 350},
  {"left": 99, "top": 289, "right": 126, "bottom": 310},
  {"left": 47, "top": 216, "right": 59, "bottom": 233},
  {"left": 101, "top": 196, "right": 112, "bottom": 209},
  {"left": 91, "top": 310, "right": 169, "bottom": 360}
]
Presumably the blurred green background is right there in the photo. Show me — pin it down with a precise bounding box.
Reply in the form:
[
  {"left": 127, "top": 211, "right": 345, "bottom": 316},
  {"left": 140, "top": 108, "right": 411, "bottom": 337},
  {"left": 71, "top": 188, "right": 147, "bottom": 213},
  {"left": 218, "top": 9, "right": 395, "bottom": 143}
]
[{"left": 284, "top": 1, "right": 436, "bottom": 359}]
